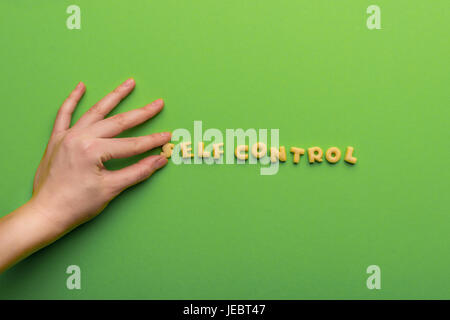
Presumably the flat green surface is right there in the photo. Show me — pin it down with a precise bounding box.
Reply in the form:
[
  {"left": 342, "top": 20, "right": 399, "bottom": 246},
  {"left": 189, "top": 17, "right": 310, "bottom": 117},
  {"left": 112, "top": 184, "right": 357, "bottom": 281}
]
[{"left": 0, "top": 0, "right": 448, "bottom": 299}]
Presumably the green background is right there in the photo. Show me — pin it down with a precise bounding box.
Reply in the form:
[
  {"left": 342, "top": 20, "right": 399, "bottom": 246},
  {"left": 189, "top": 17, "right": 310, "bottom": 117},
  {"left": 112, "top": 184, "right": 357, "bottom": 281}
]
[{"left": 0, "top": 0, "right": 448, "bottom": 299}]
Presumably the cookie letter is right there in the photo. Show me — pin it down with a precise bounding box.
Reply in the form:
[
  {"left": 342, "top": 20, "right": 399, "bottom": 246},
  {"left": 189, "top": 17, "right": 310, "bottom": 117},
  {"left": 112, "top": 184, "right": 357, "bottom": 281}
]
[
  {"left": 290, "top": 147, "right": 305, "bottom": 164},
  {"left": 344, "top": 146, "right": 357, "bottom": 164},
  {"left": 308, "top": 147, "right": 323, "bottom": 164},
  {"left": 279, "top": 146, "right": 287, "bottom": 162},
  {"left": 213, "top": 143, "right": 224, "bottom": 159},
  {"left": 235, "top": 145, "right": 248, "bottom": 160},
  {"left": 251, "top": 142, "right": 267, "bottom": 159},
  {"left": 325, "top": 147, "right": 341, "bottom": 163},
  {"left": 181, "top": 142, "right": 193, "bottom": 158},
  {"left": 160, "top": 143, "right": 175, "bottom": 158},
  {"left": 198, "top": 142, "right": 210, "bottom": 158},
  {"left": 270, "top": 148, "right": 278, "bottom": 163},
  {"left": 270, "top": 146, "right": 287, "bottom": 163}
]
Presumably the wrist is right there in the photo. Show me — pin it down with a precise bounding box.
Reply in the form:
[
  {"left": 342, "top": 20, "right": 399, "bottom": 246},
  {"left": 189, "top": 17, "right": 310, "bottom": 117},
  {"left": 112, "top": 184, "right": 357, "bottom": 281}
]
[
  {"left": 25, "top": 198, "right": 69, "bottom": 240},
  {"left": 0, "top": 199, "right": 67, "bottom": 273}
]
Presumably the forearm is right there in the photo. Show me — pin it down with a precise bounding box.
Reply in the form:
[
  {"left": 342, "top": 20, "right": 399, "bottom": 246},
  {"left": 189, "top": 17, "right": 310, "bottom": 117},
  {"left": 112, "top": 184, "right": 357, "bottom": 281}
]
[{"left": 0, "top": 200, "right": 64, "bottom": 273}]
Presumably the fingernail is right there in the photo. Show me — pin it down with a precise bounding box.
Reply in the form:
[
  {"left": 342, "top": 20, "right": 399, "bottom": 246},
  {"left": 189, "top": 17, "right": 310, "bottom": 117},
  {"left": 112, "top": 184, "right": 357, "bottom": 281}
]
[
  {"left": 76, "top": 82, "right": 83, "bottom": 89},
  {"left": 153, "top": 98, "right": 164, "bottom": 105},
  {"left": 124, "top": 78, "right": 134, "bottom": 87},
  {"left": 156, "top": 156, "right": 168, "bottom": 168},
  {"left": 160, "top": 132, "right": 171, "bottom": 139}
]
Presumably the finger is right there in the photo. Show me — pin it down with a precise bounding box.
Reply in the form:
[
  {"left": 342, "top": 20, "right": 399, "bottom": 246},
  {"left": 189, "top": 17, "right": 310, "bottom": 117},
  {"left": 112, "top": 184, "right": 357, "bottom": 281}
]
[
  {"left": 100, "top": 132, "right": 171, "bottom": 160},
  {"left": 74, "top": 78, "right": 135, "bottom": 128},
  {"left": 53, "top": 82, "right": 85, "bottom": 134},
  {"left": 88, "top": 98, "right": 164, "bottom": 138},
  {"left": 106, "top": 155, "right": 168, "bottom": 191}
]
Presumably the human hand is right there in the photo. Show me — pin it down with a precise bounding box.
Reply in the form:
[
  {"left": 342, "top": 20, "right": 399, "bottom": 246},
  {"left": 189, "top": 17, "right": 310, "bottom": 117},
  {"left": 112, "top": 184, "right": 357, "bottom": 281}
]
[{"left": 30, "top": 79, "right": 170, "bottom": 233}]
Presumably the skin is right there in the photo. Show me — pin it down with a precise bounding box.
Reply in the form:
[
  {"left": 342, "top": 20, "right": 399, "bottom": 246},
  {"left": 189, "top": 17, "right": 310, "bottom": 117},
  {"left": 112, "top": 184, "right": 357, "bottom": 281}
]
[{"left": 0, "top": 79, "right": 171, "bottom": 273}]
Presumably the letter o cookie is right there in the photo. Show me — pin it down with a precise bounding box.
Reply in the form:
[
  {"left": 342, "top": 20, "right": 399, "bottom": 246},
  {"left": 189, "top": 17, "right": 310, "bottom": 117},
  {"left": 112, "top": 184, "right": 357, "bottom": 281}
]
[{"left": 325, "top": 147, "right": 341, "bottom": 163}]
